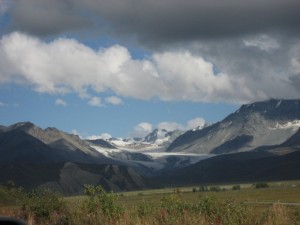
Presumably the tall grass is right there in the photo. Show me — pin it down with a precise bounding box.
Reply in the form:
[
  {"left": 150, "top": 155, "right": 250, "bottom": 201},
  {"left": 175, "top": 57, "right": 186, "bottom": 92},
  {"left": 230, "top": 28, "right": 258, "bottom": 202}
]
[{"left": 1, "top": 185, "right": 300, "bottom": 225}]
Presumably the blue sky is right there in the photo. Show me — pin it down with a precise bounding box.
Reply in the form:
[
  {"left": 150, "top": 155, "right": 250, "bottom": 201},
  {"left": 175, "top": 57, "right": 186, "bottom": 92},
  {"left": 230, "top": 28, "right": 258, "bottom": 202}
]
[{"left": 0, "top": 0, "right": 300, "bottom": 138}]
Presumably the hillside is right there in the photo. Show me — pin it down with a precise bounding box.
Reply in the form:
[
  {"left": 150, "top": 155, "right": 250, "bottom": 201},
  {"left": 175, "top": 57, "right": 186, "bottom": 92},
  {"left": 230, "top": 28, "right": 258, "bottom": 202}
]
[
  {"left": 0, "top": 123, "right": 153, "bottom": 195},
  {"left": 1, "top": 99, "right": 300, "bottom": 195},
  {"left": 1, "top": 122, "right": 118, "bottom": 164},
  {"left": 155, "top": 150, "right": 300, "bottom": 186},
  {"left": 168, "top": 99, "right": 300, "bottom": 154}
]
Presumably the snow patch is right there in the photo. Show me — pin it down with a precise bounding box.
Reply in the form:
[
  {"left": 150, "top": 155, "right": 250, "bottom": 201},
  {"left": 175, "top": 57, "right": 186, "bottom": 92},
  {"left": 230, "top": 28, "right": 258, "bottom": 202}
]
[
  {"left": 90, "top": 144, "right": 214, "bottom": 171},
  {"left": 272, "top": 120, "right": 300, "bottom": 129},
  {"left": 90, "top": 145, "right": 122, "bottom": 157},
  {"left": 276, "top": 100, "right": 282, "bottom": 108}
]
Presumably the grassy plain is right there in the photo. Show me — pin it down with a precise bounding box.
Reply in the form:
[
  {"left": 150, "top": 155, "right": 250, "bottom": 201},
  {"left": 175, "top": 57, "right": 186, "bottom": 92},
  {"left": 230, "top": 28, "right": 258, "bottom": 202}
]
[
  {"left": 66, "top": 180, "right": 300, "bottom": 207},
  {"left": 1, "top": 180, "right": 300, "bottom": 225}
]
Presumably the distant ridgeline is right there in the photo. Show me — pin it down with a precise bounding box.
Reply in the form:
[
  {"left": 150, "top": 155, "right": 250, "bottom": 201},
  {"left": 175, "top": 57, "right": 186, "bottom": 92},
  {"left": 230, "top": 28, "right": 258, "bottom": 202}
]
[{"left": 1, "top": 99, "right": 300, "bottom": 195}]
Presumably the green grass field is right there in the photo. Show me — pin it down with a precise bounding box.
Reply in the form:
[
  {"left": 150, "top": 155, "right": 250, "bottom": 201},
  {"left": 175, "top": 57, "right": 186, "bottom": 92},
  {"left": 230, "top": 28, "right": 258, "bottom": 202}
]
[
  {"left": 66, "top": 180, "right": 300, "bottom": 208},
  {"left": 1, "top": 180, "right": 300, "bottom": 225}
]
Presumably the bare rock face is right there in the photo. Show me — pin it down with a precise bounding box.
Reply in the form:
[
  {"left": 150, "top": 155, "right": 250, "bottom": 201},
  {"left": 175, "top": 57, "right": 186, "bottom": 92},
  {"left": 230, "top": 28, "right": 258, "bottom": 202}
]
[
  {"left": 1, "top": 122, "right": 114, "bottom": 164},
  {"left": 39, "top": 163, "right": 149, "bottom": 195},
  {"left": 0, "top": 122, "right": 154, "bottom": 195},
  {"left": 168, "top": 99, "right": 300, "bottom": 154}
]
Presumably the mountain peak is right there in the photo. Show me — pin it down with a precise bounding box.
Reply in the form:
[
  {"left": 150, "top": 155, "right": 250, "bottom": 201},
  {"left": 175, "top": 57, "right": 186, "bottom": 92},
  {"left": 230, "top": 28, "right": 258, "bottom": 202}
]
[
  {"left": 45, "top": 127, "right": 61, "bottom": 133},
  {"left": 9, "top": 121, "right": 35, "bottom": 130},
  {"left": 169, "top": 98, "right": 300, "bottom": 154},
  {"left": 236, "top": 99, "right": 300, "bottom": 121}
]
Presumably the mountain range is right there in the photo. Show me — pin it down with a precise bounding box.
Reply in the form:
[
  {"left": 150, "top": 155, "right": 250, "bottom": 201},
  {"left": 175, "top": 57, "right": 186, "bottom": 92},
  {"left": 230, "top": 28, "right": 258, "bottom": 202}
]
[
  {"left": 0, "top": 122, "right": 151, "bottom": 195},
  {"left": 1, "top": 99, "right": 300, "bottom": 195},
  {"left": 168, "top": 99, "right": 300, "bottom": 154}
]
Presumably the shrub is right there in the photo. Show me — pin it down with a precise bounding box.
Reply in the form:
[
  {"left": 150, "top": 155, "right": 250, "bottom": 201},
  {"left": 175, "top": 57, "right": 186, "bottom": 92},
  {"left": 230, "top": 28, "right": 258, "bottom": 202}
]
[
  {"left": 209, "top": 186, "right": 221, "bottom": 192},
  {"left": 158, "top": 194, "right": 190, "bottom": 224},
  {"left": 173, "top": 188, "right": 181, "bottom": 194},
  {"left": 83, "top": 184, "right": 124, "bottom": 219},
  {"left": 19, "top": 188, "right": 67, "bottom": 224},
  {"left": 137, "top": 200, "right": 154, "bottom": 217},
  {"left": 232, "top": 185, "right": 241, "bottom": 190},
  {"left": 199, "top": 185, "right": 208, "bottom": 192},
  {"left": 255, "top": 182, "right": 269, "bottom": 188}
]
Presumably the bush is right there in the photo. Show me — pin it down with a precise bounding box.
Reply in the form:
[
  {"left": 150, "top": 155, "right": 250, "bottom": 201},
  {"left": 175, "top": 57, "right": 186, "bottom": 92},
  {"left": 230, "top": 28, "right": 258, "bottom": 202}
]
[
  {"left": 209, "top": 186, "right": 222, "bottom": 192},
  {"left": 199, "top": 186, "right": 208, "bottom": 192},
  {"left": 83, "top": 184, "right": 124, "bottom": 219},
  {"left": 17, "top": 188, "right": 68, "bottom": 224},
  {"left": 232, "top": 185, "right": 241, "bottom": 190},
  {"left": 173, "top": 188, "right": 181, "bottom": 194},
  {"left": 137, "top": 200, "right": 154, "bottom": 217},
  {"left": 255, "top": 182, "right": 269, "bottom": 189}
]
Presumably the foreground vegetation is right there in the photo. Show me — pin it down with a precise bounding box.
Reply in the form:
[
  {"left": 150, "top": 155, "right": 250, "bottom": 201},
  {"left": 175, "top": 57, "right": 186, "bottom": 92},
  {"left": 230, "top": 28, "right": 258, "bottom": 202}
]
[{"left": 0, "top": 181, "right": 300, "bottom": 225}]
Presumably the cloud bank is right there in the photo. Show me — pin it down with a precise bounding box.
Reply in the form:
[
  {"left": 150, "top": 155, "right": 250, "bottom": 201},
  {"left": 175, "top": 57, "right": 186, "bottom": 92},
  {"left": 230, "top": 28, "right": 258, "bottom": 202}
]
[
  {"left": 130, "top": 117, "right": 207, "bottom": 138},
  {"left": 6, "top": 0, "right": 300, "bottom": 46},
  {"left": 86, "top": 133, "right": 112, "bottom": 140},
  {"left": 131, "top": 122, "right": 153, "bottom": 138},
  {"left": 2, "top": 32, "right": 299, "bottom": 104}
]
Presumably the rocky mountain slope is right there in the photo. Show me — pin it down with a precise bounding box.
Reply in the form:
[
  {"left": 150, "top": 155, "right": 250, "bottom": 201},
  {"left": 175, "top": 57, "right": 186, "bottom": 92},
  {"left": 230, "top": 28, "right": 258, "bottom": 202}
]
[
  {"left": 0, "top": 122, "right": 153, "bottom": 195},
  {"left": 168, "top": 99, "right": 300, "bottom": 154},
  {"left": 1, "top": 99, "right": 300, "bottom": 194},
  {"left": 3, "top": 122, "right": 110, "bottom": 164},
  {"left": 0, "top": 129, "right": 62, "bottom": 164},
  {"left": 143, "top": 129, "right": 184, "bottom": 147},
  {"left": 155, "top": 149, "right": 300, "bottom": 186},
  {"left": 102, "top": 128, "right": 185, "bottom": 149}
]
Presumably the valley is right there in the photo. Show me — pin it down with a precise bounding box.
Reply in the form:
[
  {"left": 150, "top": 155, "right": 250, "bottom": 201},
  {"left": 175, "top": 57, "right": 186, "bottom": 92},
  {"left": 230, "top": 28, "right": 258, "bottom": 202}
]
[{"left": 0, "top": 99, "right": 300, "bottom": 196}]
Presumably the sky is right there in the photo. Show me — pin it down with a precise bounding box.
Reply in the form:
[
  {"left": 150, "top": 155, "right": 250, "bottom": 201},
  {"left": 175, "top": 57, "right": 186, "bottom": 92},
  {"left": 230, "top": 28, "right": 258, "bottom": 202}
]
[{"left": 0, "top": 0, "right": 300, "bottom": 138}]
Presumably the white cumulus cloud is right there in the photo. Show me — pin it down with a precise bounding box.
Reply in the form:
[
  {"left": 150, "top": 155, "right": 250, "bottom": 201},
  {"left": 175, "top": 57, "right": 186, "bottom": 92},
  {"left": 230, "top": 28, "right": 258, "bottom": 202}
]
[
  {"left": 88, "top": 96, "right": 102, "bottom": 107},
  {"left": 86, "top": 133, "right": 112, "bottom": 140},
  {"left": 0, "top": 32, "right": 241, "bottom": 103},
  {"left": 0, "top": 32, "right": 299, "bottom": 104},
  {"left": 130, "top": 122, "right": 153, "bottom": 138},
  {"left": 157, "top": 122, "right": 184, "bottom": 131},
  {"left": 71, "top": 129, "right": 83, "bottom": 138},
  {"left": 105, "top": 96, "right": 123, "bottom": 105},
  {"left": 55, "top": 98, "right": 67, "bottom": 106},
  {"left": 243, "top": 34, "right": 280, "bottom": 52},
  {"left": 186, "top": 117, "right": 206, "bottom": 130},
  {"left": 129, "top": 117, "right": 207, "bottom": 138}
]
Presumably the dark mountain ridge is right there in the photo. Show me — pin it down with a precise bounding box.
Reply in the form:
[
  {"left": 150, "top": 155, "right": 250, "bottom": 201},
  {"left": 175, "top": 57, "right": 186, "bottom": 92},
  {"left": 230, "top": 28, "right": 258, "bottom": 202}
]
[
  {"left": 1, "top": 98, "right": 300, "bottom": 195},
  {"left": 0, "top": 129, "right": 63, "bottom": 164},
  {"left": 168, "top": 99, "right": 300, "bottom": 154},
  {"left": 155, "top": 150, "right": 300, "bottom": 186},
  {"left": 0, "top": 122, "right": 152, "bottom": 195},
  {"left": 0, "top": 122, "right": 115, "bottom": 165}
]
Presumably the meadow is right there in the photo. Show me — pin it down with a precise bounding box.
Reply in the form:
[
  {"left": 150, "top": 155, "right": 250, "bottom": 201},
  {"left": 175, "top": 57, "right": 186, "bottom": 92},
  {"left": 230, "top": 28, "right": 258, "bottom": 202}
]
[{"left": 1, "top": 180, "right": 300, "bottom": 225}]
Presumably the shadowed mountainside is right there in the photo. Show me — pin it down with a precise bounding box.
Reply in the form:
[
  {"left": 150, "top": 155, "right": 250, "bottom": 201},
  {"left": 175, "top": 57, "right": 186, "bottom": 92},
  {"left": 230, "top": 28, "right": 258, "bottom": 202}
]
[
  {"left": 168, "top": 99, "right": 300, "bottom": 154},
  {"left": 154, "top": 150, "right": 300, "bottom": 186},
  {"left": 0, "top": 123, "right": 154, "bottom": 195}
]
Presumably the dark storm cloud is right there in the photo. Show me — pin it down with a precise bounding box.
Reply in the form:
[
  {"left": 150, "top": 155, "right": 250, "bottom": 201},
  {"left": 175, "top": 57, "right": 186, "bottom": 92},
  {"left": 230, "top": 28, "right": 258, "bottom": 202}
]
[
  {"left": 7, "top": 0, "right": 300, "bottom": 43},
  {"left": 2, "top": 0, "right": 300, "bottom": 103},
  {"left": 10, "top": 0, "right": 90, "bottom": 36},
  {"left": 84, "top": 0, "right": 300, "bottom": 44},
  {"left": 289, "top": 75, "right": 300, "bottom": 94}
]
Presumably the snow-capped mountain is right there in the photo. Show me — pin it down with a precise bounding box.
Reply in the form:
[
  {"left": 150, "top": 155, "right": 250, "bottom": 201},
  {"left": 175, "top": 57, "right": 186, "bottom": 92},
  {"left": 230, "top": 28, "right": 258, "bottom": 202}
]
[
  {"left": 168, "top": 99, "right": 300, "bottom": 154},
  {"left": 98, "top": 128, "right": 185, "bottom": 150},
  {"left": 0, "top": 122, "right": 151, "bottom": 195},
  {"left": 2, "top": 99, "right": 300, "bottom": 195},
  {"left": 87, "top": 128, "right": 211, "bottom": 175},
  {"left": 142, "top": 129, "right": 184, "bottom": 146}
]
